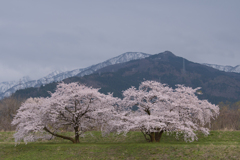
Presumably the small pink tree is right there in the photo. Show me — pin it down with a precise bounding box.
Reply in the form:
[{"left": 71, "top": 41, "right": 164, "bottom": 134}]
[
  {"left": 115, "top": 81, "right": 219, "bottom": 142},
  {"left": 12, "top": 82, "right": 119, "bottom": 144}
]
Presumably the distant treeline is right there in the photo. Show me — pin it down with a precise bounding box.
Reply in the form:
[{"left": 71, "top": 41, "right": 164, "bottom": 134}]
[
  {"left": 0, "top": 96, "right": 24, "bottom": 131},
  {"left": 211, "top": 101, "right": 240, "bottom": 130}
]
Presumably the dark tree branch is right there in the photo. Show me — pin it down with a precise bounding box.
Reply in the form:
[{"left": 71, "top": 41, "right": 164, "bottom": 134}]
[
  {"left": 140, "top": 129, "right": 150, "bottom": 142},
  {"left": 43, "top": 127, "right": 76, "bottom": 143}
]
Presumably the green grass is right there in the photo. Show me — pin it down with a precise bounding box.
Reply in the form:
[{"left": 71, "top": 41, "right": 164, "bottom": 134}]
[{"left": 1, "top": 131, "right": 240, "bottom": 159}]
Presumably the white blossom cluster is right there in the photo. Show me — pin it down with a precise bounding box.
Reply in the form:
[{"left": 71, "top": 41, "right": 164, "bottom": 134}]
[
  {"left": 111, "top": 81, "right": 219, "bottom": 142},
  {"left": 12, "top": 82, "right": 119, "bottom": 144},
  {"left": 12, "top": 81, "right": 219, "bottom": 144}
]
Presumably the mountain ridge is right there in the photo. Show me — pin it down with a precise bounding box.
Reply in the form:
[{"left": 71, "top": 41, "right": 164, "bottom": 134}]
[
  {"left": 203, "top": 63, "right": 240, "bottom": 73},
  {"left": 13, "top": 51, "right": 240, "bottom": 105},
  {"left": 0, "top": 52, "right": 150, "bottom": 99}
]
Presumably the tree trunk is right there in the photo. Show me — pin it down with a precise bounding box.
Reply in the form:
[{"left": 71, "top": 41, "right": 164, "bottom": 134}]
[
  {"left": 141, "top": 129, "right": 164, "bottom": 143},
  {"left": 75, "top": 135, "right": 80, "bottom": 143},
  {"left": 155, "top": 131, "right": 164, "bottom": 142},
  {"left": 150, "top": 132, "right": 156, "bottom": 142},
  {"left": 74, "top": 126, "right": 80, "bottom": 143}
]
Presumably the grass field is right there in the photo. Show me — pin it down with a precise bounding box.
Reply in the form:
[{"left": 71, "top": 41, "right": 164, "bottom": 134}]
[{"left": 1, "top": 131, "right": 240, "bottom": 160}]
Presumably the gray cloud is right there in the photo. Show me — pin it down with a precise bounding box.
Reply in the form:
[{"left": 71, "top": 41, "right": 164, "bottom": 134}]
[{"left": 1, "top": 0, "right": 240, "bottom": 82}]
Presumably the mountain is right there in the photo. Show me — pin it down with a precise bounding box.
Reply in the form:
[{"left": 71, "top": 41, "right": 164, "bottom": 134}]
[
  {"left": 0, "top": 76, "right": 31, "bottom": 97},
  {"left": 203, "top": 63, "right": 240, "bottom": 73},
  {"left": 76, "top": 52, "right": 150, "bottom": 77},
  {"left": 0, "top": 52, "right": 150, "bottom": 99},
  {"left": 0, "top": 71, "right": 63, "bottom": 99},
  {"left": 13, "top": 51, "right": 240, "bottom": 105},
  {"left": 74, "top": 51, "right": 240, "bottom": 104}
]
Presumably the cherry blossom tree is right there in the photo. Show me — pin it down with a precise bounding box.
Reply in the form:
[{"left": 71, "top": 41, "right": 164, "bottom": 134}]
[
  {"left": 12, "top": 82, "right": 119, "bottom": 144},
  {"left": 114, "top": 81, "right": 219, "bottom": 142}
]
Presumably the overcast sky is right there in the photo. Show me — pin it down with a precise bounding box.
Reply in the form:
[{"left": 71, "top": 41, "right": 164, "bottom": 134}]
[{"left": 0, "top": 0, "right": 240, "bottom": 82}]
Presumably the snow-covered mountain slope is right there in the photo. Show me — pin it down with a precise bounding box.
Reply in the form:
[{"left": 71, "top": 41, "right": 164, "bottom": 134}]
[
  {"left": 203, "top": 63, "right": 240, "bottom": 73},
  {"left": 0, "top": 52, "right": 150, "bottom": 99},
  {"left": 77, "top": 52, "right": 150, "bottom": 77},
  {"left": 0, "top": 76, "right": 31, "bottom": 95}
]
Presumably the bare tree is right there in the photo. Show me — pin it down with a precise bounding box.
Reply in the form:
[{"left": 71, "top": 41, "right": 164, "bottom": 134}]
[
  {"left": 0, "top": 96, "right": 23, "bottom": 131},
  {"left": 211, "top": 102, "right": 240, "bottom": 130}
]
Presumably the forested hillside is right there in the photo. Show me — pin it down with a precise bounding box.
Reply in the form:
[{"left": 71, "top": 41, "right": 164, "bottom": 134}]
[{"left": 11, "top": 51, "right": 240, "bottom": 105}]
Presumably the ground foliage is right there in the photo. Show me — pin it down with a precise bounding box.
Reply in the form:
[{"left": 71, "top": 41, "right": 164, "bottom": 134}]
[{"left": 0, "top": 131, "right": 240, "bottom": 160}]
